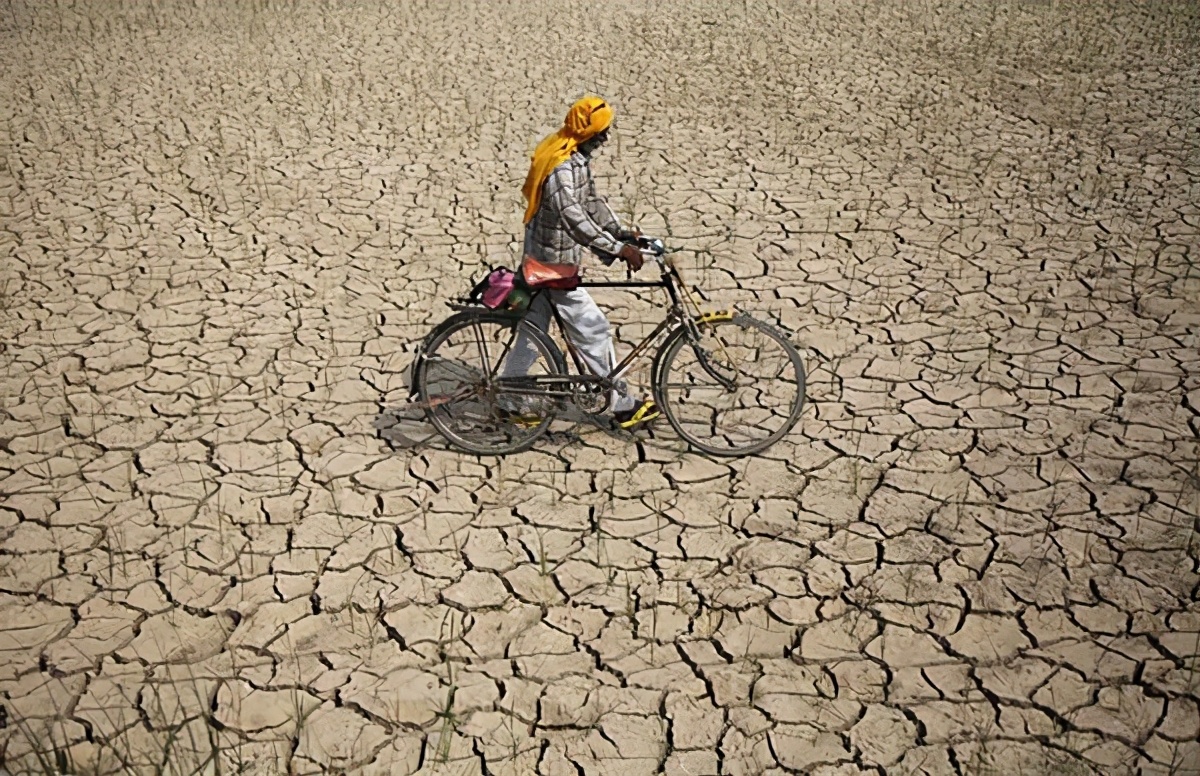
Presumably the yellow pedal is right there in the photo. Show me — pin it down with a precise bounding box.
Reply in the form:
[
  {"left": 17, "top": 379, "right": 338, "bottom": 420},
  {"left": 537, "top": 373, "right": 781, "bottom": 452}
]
[{"left": 616, "top": 401, "right": 661, "bottom": 429}]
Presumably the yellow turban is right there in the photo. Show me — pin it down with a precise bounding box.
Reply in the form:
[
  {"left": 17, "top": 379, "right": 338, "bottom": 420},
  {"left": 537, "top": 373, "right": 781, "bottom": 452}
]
[{"left": 521, "top": 95, "right": 614, "bottom": 223}]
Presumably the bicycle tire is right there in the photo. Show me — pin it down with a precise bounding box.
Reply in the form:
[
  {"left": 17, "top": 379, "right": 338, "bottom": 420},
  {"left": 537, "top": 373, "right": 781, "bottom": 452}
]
[
  {"left": 652, "top": 314, "right": 805, "bottom": 456},
  {"left": 413, "top": 311, "right": 565, "bottom": 455}
]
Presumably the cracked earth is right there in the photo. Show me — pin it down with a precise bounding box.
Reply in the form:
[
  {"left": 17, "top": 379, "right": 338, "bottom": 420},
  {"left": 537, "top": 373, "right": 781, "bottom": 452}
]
[{"left": 2, "top": 0, "right": 1199, "bottom": 774}]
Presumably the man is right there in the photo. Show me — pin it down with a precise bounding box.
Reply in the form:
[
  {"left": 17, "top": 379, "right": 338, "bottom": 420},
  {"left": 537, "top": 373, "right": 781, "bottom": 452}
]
[{"left": 503, "top": 94, "right": 659, "bottom": 429}]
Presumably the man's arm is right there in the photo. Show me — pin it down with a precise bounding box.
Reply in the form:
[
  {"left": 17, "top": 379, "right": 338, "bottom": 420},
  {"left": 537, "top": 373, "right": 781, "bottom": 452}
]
[
  {"left": 584, "top": 175, "right": 623, "bottom": 236},
  {"left": 545, "top": 165, "right": 624, "bottom": 259}
]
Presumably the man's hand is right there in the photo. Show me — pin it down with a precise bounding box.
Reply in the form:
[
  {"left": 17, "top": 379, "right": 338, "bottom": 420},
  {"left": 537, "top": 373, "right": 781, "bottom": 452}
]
[{"left": 618, "top": 243, "right": 644, "bottom": 272}]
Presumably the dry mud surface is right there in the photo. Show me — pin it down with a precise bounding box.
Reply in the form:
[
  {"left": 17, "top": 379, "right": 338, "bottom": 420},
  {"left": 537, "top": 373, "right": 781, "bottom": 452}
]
[{"left": 2, "top": 1, "right": 1199, "bottom": 774}]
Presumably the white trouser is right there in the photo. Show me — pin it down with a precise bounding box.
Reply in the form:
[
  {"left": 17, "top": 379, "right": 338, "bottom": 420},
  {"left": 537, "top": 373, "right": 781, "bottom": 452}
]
[{"left": 501, "top": 288, "right": 637, "bottom": 414}]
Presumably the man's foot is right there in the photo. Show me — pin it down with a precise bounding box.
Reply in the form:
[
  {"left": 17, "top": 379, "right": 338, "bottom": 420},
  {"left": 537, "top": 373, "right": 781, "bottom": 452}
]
[
  {"left": 497, "top": 408, "right": 544, "bottom": 428},
  {"left": 613, "top": 399, "right": 660, "bottom": 429}
]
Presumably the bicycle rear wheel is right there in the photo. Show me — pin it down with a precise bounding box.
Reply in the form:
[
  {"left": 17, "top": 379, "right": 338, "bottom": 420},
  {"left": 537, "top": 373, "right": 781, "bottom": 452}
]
[
  {"left": 653, "top": 314, "right": 805, "bottom": 456},
  {"left": 414, "top": 312, "right": 563, "bottom": 455}
]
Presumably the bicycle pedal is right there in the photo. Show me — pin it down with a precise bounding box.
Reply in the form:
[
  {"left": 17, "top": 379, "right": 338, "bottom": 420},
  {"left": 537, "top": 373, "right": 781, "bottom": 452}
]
[{"left": 613, "top": 400, "right": 660, "bottom": 430}]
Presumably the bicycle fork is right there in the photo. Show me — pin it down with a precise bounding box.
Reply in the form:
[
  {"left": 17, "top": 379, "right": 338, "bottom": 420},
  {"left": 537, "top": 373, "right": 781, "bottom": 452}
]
[{"left": 681, "top": 316, "right": 738, "bottom": 391}]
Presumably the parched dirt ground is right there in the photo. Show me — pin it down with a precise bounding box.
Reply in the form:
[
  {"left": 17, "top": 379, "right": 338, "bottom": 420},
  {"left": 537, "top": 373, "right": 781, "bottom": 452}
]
[{"left": 2, "top": 1, "right": 1199, "bottom": 774}]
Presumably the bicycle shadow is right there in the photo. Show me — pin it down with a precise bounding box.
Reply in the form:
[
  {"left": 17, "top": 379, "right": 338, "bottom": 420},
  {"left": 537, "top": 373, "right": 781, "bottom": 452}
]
[
  {"left": 372, "top": 358, "right": 689, "bottom": 455},
  {"left": 373, "top": 401, "right": 673, "bottom": 453},
  {"left": 373, "top": 403, "right": 449, "bottom": 451}
]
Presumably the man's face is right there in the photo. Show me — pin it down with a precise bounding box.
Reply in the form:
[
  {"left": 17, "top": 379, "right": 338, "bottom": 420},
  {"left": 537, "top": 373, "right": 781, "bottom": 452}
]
[{"left": 580, "top": 128, "right": 610, "bottom": 157}]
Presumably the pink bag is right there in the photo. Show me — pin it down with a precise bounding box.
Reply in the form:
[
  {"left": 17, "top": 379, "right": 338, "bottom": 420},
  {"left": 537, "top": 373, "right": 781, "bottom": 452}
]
[{"left": 481, "top": 268, "right": 517, "bottom": 309}]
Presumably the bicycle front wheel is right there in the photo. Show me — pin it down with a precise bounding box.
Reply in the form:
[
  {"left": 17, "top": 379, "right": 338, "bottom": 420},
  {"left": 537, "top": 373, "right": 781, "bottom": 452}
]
[
  {"left": 653, "top": 314, "right": 805, "bottom": 456},
  {"left": 415, "top": 312, "right": 564, "bottom": 455}
]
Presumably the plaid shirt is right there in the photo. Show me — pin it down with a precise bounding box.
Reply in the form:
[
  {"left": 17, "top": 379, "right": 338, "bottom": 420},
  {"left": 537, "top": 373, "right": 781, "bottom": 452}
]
[{"left": 523, "top": 152, "right": 625, "bottom": 267}]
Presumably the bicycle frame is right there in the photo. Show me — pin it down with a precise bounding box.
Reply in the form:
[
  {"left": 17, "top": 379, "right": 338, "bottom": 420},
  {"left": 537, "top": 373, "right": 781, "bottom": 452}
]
[
  {"left": 553, "top": 271, "right": 686, "bottom": 385},
  {"left": 487, "top": 257, "right": 735, "bottom": 403}
]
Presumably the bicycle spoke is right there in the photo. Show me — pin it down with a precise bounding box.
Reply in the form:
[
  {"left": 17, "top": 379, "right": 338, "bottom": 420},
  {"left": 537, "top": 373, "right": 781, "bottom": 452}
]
[
  {"left": 487, "top": 324, "right": 522, "bottom": 380},
  {"left": 424, "top": 356, "right": 483, "bottom": 383},
  {"left": 471, "top": 320, "right": 493, "bottom": 378}
]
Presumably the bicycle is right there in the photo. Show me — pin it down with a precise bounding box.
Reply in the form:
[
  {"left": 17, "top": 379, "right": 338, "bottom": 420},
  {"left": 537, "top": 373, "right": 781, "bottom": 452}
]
[{"left": 408, "top": 238, "right": 806, "bottom": 457}]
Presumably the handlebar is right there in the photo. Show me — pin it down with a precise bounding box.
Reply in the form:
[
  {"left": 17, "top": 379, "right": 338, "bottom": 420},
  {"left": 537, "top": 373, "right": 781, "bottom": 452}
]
[
  {"left": 636, "top": 235, "right": 667, "bottom": 259},
  {"left": 635, "top": 236, "right": 682, "bottom": 272},
  {"left": 598, "top": 234, "right": 676, "bottom": 270}
]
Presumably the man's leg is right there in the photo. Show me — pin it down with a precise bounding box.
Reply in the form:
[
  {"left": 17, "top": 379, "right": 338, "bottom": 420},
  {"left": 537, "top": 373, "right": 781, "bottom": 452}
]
[
  {"left": 549, "top": 288, "right": 638, "bottom": 414},
  {"left": 500, "top": 292, "right": 552, "bottom": 376},
  {"left": 497, "top": 292, "right": 553, "bottom": 413}
]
